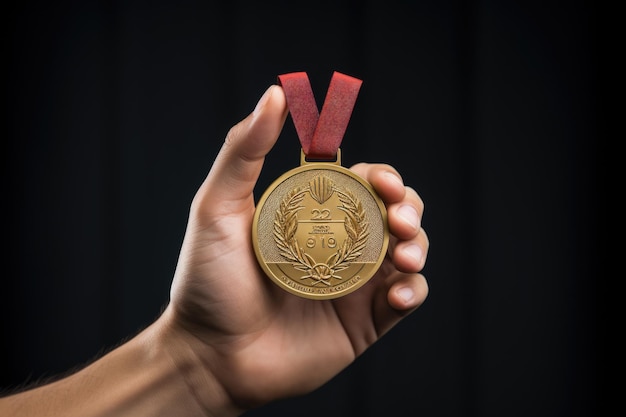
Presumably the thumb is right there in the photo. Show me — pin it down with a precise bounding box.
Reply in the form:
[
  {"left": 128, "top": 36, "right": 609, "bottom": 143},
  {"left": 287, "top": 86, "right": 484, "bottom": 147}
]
[{"left": 195, "top": 85, "right": 288, "bottom": 213}]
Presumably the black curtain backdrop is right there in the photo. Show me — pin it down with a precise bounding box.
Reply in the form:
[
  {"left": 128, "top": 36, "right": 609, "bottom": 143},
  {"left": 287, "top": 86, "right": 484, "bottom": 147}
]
[{"left": 3, "top": 1, "right": 598, "bottom": 416}]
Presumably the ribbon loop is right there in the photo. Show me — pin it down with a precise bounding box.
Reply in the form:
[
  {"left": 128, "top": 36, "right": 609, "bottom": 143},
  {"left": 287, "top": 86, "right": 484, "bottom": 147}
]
[{"left": 277, "top": 71, "right": 362, "bottom": 160}]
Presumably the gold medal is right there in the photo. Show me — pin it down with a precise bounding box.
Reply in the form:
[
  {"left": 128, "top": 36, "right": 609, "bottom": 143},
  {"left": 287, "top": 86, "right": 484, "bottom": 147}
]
[
  {"left": 252, "top": 71, "right": 389, "bottom": 299},
  {"left": 252, "top": 150, "right": 388, "bottom": 299}
]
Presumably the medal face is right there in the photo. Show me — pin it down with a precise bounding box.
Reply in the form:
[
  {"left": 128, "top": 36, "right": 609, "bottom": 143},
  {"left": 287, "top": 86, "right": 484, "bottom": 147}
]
[{"left": 252, "top": 152, "right": 389, "bottom": 299}]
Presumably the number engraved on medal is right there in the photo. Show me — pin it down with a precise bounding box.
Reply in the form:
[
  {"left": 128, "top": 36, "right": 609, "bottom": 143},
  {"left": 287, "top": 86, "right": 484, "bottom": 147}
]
[
  {"left": 253, "top": 165, "right": 388, "bottom": 299},
  {"left": 274, "top": 175, "right": 369, "bottom": 287}
]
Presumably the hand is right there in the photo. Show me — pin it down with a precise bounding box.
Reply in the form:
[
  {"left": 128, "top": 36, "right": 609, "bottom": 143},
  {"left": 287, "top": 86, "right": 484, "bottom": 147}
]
[
  {"left": 163, "top": 84, "right": 429, "bottom": 413},
  {"left": 0, "top": 84, "right": 429, "bottom": 417}
]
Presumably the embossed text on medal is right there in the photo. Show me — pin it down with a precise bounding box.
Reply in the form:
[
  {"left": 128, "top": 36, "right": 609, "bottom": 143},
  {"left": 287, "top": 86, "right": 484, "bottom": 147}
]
[{"left": 253, "top": 166, "right": 388, "bottom": 299}]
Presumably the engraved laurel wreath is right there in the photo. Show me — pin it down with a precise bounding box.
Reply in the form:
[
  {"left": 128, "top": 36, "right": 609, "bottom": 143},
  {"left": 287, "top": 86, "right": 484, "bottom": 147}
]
[{"left": 273, "top": 175, "right": 369, "bottom": 286}]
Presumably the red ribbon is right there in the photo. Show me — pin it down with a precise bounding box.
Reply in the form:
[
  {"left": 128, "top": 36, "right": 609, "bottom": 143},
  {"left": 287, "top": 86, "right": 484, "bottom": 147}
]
[{"left": 277, "top": 71, "right": 363, "bottom": 160}]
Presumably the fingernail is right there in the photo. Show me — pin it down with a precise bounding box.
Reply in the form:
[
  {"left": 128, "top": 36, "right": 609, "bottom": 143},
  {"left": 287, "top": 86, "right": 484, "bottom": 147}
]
[
  {"left": 396, "top": 287, "right": 415, "bottom": 303},
  {"left": 384, "top": 171, "right": 404, "bottom": 187},
  {"left": 253, "top": 85, "right": 273, "bottom": 116},
  {"left": 403, "top": 243, "right": 423, "bottom": 264},
  {"left": 397, "top": 204, "right": 419, "bottom": 230}
]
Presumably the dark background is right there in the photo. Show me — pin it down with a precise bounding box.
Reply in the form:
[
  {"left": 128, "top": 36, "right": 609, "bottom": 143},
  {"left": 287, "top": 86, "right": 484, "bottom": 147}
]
[{"left": 3, "top": 1, "right": 598, "bottom": 416}]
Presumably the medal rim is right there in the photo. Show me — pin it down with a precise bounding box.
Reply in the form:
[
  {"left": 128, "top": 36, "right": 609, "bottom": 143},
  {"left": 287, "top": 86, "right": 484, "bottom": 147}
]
[{"left": 252, "top": 161, "right": 389, "bottom": 300}]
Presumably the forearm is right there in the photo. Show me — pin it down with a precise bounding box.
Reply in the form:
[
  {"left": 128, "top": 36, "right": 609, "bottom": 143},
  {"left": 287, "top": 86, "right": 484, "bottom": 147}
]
[{"left": 0, "top": 312, "right": 240, "bottom": 417}]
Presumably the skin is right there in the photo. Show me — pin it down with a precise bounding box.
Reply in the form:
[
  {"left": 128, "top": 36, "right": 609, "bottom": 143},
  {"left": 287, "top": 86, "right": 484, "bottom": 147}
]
[{"left": 0, "top": 84, "right": 429, "bottom": 417}]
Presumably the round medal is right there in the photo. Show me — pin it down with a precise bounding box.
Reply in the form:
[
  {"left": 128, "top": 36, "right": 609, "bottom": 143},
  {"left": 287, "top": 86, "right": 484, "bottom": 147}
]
[{"left": 252, "top": 151, "right": 389, "bottom": 299}]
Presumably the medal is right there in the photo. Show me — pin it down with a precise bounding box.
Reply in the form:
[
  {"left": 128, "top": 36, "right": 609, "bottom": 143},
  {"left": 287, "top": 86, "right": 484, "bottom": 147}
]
[{"left": 252, "top": 71, "right": 389, "bottom": 299}]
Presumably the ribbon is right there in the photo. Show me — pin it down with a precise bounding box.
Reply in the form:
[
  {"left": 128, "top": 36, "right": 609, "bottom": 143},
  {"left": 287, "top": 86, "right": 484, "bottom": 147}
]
[{"left": 277, "top": 71, "right": 362, "bottom": 160}]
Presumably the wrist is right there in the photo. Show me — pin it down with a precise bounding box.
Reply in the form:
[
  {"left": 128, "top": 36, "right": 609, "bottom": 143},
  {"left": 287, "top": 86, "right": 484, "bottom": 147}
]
[{"left": 157, "top": 307, "right": 245, "bottom": 417}]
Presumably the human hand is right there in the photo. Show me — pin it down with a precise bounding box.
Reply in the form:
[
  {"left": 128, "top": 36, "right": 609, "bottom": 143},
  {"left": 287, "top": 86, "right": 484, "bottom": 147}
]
[{"left": 162, "top": 84, "right": 429, "bottom": 414}]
